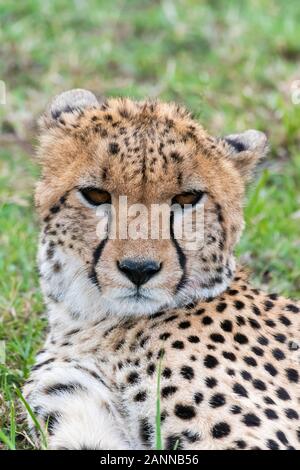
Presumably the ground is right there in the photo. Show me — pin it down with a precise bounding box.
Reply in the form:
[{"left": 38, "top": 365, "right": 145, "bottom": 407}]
[{"left": 0, "top": 0, "right": 299, "bottom": 450}]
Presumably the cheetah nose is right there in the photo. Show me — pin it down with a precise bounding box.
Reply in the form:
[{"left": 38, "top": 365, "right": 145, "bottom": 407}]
[{"left": 117, "top": 258, "right": 161, "bottom": 287}]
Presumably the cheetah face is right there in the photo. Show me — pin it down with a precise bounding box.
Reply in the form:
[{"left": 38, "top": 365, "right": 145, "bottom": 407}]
[{"left": 36, "top": 90, "right": 267, "bottom": 320}]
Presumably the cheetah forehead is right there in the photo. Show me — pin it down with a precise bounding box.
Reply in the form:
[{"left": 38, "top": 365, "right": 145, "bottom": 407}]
[
  {"left": 41, "top": 94, "right": 218, "bottom": 161},
  {"left": 38, "top": 96, "right": 224, "bottom": 198},
  {"left": 37, "top": 90, "right": 267, "bottom": 209}
]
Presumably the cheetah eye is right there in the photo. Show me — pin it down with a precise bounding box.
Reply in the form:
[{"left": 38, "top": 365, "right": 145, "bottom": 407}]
[
  {"left": 172, "top": 191, "right": 204, "bottom": 208},
  {"left": 80, "top": 187, "right": 111, "bottom": 206}
]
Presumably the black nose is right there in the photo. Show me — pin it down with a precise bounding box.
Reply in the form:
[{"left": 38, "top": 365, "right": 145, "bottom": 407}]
[{"left": 118, "top": 259, "right": 161, "bottom": 287}]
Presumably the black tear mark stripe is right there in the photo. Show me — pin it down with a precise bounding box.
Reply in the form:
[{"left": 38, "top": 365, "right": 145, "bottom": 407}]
[
  {"left": 170, "top": 212, "right": 187, "bottom": 293},
  {"left": 214, "top": 202, "right": 227, "bottom": 251},
  {"left": 89, "top": 238, "right": 109, "bottom": 289}
]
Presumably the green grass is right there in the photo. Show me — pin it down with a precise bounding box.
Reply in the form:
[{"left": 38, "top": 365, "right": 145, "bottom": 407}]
[
  {"left": 155, "top": 352, "right": 179, "bottom": 451},
  {"left": 0, "top": 0, "right": 299, "bottom": 450},
  {"left": 155, "top": 352, "right": 164, "bottom": 450}
]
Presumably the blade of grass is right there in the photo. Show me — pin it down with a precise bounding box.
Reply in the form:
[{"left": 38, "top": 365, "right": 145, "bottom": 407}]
[
  {"left": 9, "top": 400, "right": 16, "bottom": 449},
  {"left": 14, "top": 385, "right": 48, "bottom": 450},
  {"left": 0, "top": 428, "right": 15, "bottom": 450},
  {"left": 155, "top": 351, "right": 164, "bottom": 450},
  {"left": 173, "top": 439, "right": 180, "bottom": 450}
]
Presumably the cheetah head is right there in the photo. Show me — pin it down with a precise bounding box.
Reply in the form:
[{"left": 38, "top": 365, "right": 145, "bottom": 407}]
[{"left": 36, "top": 89, "right": 267, "bottom": 320}]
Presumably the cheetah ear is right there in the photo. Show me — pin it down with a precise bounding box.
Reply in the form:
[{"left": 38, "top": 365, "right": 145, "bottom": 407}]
[
  {"left": 223, "top": 130, "right": 268, "bottom": 181},
  {"left": 41, "top": 89, "right": 100, "bottom": 127}
]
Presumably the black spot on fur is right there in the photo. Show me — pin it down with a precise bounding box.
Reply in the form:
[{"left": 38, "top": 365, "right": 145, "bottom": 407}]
[
  {"left": 279, "top": 315, "right": 291, "bottom": 326},
  {"left": 252, "top": 305, "right": 261, "bottom": 316},
  {"left": 159, "top": 332, "right": 171, "bottom": 341},
  {"left": 272, "top": 348, "right": 285, "bottom": 361},
  {"left": 236, "top": 440, "right": 247, "bottom": 449},
  {"left": 285, "top": 303, "right": 299, "bottom": 313},
  {"left": 204, "top": 355, "right": 219, "bottom": 369},
  {"left": 134, "top": 391, "right": 147, "bottom": 402},
  {"left": 162, "top": 367, "right": 172, "bottom": 378},
  {"left": 194, "top": 392, "right": 204, "bottom": 404},
  {"left": 127, "top": 371, "right": 140, "bottom": 385},
  {"left": 187, "top": 335, "right": 200, "bottom": 343},
  {"left": 243, "top": 356, "right": 257, "bottom": 367},
  {"left": 216, "top": 302, "right": 227, "bottom": 313},
  {"left": 109, "top": 142, "right": 120, "bottom": 155},
  {"left": 223, "top": 351, "right": 236, "bottom": 362},
  {"left": 285, "top": 408, "right": 298, "bottom": 420},
  {"left": 264, "top": 362, "right": 278, "bottom": 377},
  {"left": 248, "top": 318, "right": 260, "bottom": 329},
  {"left": 234, "top": 333, "right": 248, "bottom": 345},
  {"left": 162, "top": 386, "right": 178, "bottom": 398},
  {"left": 252, "top": 379, "right": 266, "bottom": 391},
  {"left": 220, "top": 319, "right": 232, "bottom": 332},
  {"left": 231, "top": 405, "right": 241, "bottom": 415},
  {"left": 210, "top": 333, "right": 225, "bottom": 343},
  {"left": 276, "top": 387, "right": 290, "bottom": 401},
  {"left": 267, "top": 439, "right": 279, "bottom": 450},
  {"left": 172, "top": 340, "right": 184, "bottom": 350},
  {"left": 170, "top": 151, "right": 183, "bottom": 163},
  {"left": 233, "top": 383, "right": 248, "bottom": 398},
  {"left": 211, "top": 422, "right": 231, "bottom": 438},
  {"left": 265, "top": 408, "right": 278, "bottom": 420},
  {"left": 258, "top": 336, "right": 269, "bottom": 346},
  {"left": 50, "top": 205, "right": 60, "bottom": 214},
  {"left": 178, "top": 320, "right": 191, "bottom": 329},
  {"left": 180, "top": 365, "right": 194, "bottom": 380},
  {"left": 242, "top": 413, "right": 261, "bottom": 427},
  {"left": 209, "top": 393, "right": 226, "bottom": 408},
  {"left": 139, "top": 417, "right": 153, "bottom": 445},
  {"left": 205, "top": 377, "right": 217, "bottom": 388},
  {"left": 286, "top": 368, "right": 298, "bottom": 383},
  {"left": 147, "top": 363, "right": 155, "bottom": 376},
  {"left": 52, "top": 261, "right": 62, "bottom": 273},
  {"left": 164, "top": 314, "right": 178, "bottom": 323},
  {"left": 234, "top": 300, "right": 245, "bottom": 310},
  {"left": 175, "top": 403, "right": 196, "bottom": 420},
  {"left": 264, "top": 300, "right": 274, "bottom": 311}
]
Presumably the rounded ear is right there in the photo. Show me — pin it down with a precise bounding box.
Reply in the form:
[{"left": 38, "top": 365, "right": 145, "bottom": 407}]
[
  {"left": 222, "top": 129, "right": 268, "bottom": 181},
  {"left": 41, "top": 89, "right": 100, "bottom": 128}
]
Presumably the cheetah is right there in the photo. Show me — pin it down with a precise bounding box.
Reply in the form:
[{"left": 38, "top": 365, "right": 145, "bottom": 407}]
[{"left": 24, "top": 89, "right": 300, "bottom": 450}]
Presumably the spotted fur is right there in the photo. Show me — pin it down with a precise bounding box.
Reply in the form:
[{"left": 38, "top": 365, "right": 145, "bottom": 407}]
[{"left": 24, "top": 90, "right": 299, "bottom": 450}]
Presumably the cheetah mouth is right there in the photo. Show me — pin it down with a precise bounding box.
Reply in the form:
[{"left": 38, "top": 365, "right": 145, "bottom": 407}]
[
  {"left": 116, "top": 290, "right": 154, "bottom": 303},
  {"left": 131, "top": 290, "right": 148, "bottom": 301},
  {"left": 101, "top": 286, "right": 172, "bottom": 315}
]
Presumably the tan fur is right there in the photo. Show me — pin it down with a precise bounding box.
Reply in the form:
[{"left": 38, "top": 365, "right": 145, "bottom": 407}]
[{"left": 23, "top": 92, "right": 299, "bottom": 450}]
